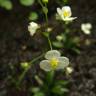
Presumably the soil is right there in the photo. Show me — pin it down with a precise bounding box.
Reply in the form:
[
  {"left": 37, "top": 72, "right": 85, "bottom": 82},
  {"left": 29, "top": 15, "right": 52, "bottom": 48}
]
[{"left": 0, "top": 0, "right": 96, "bottom": 96}]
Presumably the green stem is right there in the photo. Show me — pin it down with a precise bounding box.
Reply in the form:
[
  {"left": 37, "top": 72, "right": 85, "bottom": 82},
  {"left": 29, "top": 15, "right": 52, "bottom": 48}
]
[
  {"left": 17, "top": 53, "right": 44, "bottom": 86},
  {"left": 48, "top": 35, "right": 52, "bottom": 50},
  {"left": 44, "top": 2, "right": 48, "bottom": 24},
  {"left": 43, "top": 4, "right": 52, "bottom": 50},
  {"left": 46, "top": 71, "right": 55, "bottom": 86},
  {"left": 38, "top": 0, "right": 44, "bottom": 8},
  {"left": 38, "top": 0, "right": 48, "bottom": 24},
  {"left": 45, "top": 13, "right": 48, "bottom": 24},
  {"left": 38, "top": 0, "right": 52, "bottom": 50}
]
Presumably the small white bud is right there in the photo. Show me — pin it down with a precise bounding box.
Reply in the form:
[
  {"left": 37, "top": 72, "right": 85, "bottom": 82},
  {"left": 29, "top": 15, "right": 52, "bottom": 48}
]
[
  {"left": 81, "top": 23, "right": 92, "bottom": 35},
  {"left": 28, "top": 22, "right": 39, "bottom": 36},
  {"left": 66, "top": 67, "right": 73, "bottom": 74}
]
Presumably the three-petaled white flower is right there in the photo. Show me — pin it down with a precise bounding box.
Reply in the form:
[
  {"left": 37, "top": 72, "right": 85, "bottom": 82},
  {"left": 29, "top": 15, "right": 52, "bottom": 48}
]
[
  {"left": 57, "top": 6, "right": 77, "bottom": 21},
  {"left": 81, "top": 23, "right": 92, "bottom": 35},
  {"left": 40, "top": 50, "right": 69, "bottom": 71},
  {"left": 28, "top": 22, "right": 39, "bottom": 36}
]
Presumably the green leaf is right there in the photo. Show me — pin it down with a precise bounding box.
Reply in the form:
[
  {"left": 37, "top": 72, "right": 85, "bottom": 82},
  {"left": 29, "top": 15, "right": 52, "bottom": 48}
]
[
  {"left": 72, "top": 37, "right": 80, "bottom": 44},
  {"left": 52, "top": 85, "right": 68, "bottom": 95},
  {"left": 29, "top": 12, "right": 38, "bottom": 20},
  {"left": 43, "top": 32, "right": 50, "bottom": 37},
  {"left": 53, "top": 41, "right": 63, "bottom": 48},
  {"left": 34, "top": 92, "right": 45, "bottom": 96},
  {"left": 20, "top": 0, "right": 35, "bottom": 6},
  {"left": 56, "top": 80, "right": 69, "bottom": 86},
  {"left": 63, "top": 0, "right": 69, "bottom": 4},
  {"left": 1, "top": 0, "right": 12, "bottom": 10},
  {"left": 30, "top": 87, "right": 40, "bottom": 93},
  {"left": 72, "top": 47, "right": 80, "bottom": 54}
]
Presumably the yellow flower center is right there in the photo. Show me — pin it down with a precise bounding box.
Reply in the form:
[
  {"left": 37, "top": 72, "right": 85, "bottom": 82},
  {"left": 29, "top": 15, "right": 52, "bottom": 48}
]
[
  {"left": 50, "top": 58, "right": 59, "bottom": 69},
  {"left": 63, "top": 11, "right": 70, "bottom": 17}
]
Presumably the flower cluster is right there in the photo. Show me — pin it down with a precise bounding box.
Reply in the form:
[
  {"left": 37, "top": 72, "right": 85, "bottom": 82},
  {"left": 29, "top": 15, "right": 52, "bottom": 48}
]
[
  {"left": 27, "top": 6, "right": 76, "bottom": 72},
  {"left": 28, "top": 6, "right": 77, "bottom": 37}
]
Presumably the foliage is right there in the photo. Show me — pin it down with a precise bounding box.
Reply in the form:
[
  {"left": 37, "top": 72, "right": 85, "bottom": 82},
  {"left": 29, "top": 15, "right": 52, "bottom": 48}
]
[
  {"left": 30, "top": 72, "right": 69, "bottom": 96},
  {"left": 52, "top": 22, "right": 80, "bottom": 54}
]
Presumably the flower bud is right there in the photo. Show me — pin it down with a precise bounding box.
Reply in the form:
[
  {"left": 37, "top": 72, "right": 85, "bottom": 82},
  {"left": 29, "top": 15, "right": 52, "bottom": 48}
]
[
  {"left": 42, "top": 0, "right": 48, "bottom": 3},
  {"left": 21, "top": 62, "right": 29, "bottom": 69},
  {"left": 66, "top": 67, "right": 73, "bottom": 74}
]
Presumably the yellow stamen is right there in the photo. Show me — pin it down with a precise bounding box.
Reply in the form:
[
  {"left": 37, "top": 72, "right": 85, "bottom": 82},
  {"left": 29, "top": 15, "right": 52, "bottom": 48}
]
[
  {"left": 63, "top": 11, "right": 70, "bottom": 17},
  {"left": 50, "top": 58, "right": 59, "bottom": 69}
]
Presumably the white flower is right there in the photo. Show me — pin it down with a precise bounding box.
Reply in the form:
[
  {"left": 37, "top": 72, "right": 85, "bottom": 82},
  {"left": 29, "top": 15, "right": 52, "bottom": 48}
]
[
  {"left": 57, "top": 6, "right": 77, "bottom": 21},
  {"left": 81, "top": 23, "right": 92, "bottom": 35},
  {"left": 40, "top": 50, "right": 69, "bottom": 71},
  {"left": 28, "top": 22, "right": 39, "bottom": 36}
]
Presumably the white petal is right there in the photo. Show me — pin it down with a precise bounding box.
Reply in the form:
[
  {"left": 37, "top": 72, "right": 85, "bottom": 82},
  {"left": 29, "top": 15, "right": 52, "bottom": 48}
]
[
  {"left": 40, "top": 60, "right": 51, "bottom": 71},
  {"left": 81, "top": 23, "right": 92, "bottom": 34},
  {"left": 81, "top": 23, "right": 92, "bottom": 31},
  {"left": 56, "top": 13, "right": 62, "bottom": 20},
  {"left": 81, "top": 24, "right": 85, "bottom": 30},
  {"left": 57, "top": 57, "right": 69, "bottom": 70},
  {"left": 82, "top": 29, "right": 90, "bottom": 34},
  {"left": 56, "top": 14, "right": 64, "bottom": 21},
  {"left": 45, "top": 50, "right": 61, "bottom": 60},
  {"left": 28, "top": 26, "right": 36, "bottom": 36},
  {"left": 63, "top": 17, "right": 77, "bottom": 21},
  {"left": 57, "top": 8, "right": 62, "bottom": 16},
  {"left": 62, "top": 6, "right": 72, "bottom": 17},
  {"left": 85, "top": 23, "right": 92, "bottom": 29},
  {"left": 62, "top": 6, "right": 71, "bottom": 12},
  {"left": 57, "top": 8, "right": 64, "bottom": 20},
  {"left": 30, "top": 30, "right": 36, "bottom": 36},
  {"left": 29, "top": 22, "right": 39, "bottom": 28}
]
